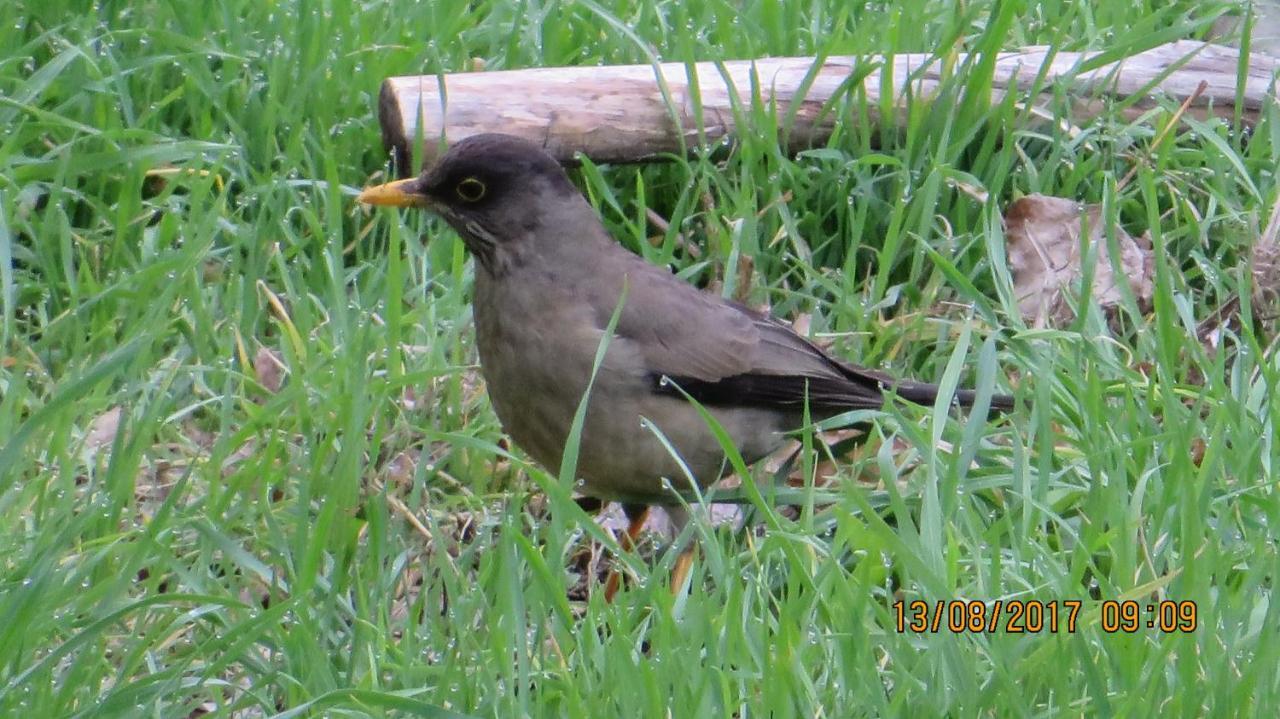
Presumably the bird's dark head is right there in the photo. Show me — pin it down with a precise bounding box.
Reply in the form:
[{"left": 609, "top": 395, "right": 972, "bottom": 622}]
[{"left": 358, "top": 133, "right": 579, "bottom": 272}]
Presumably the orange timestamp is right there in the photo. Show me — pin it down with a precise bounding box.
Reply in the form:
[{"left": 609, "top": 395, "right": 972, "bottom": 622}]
[
  {"left": 893, "top": 599, "right": 1199, "bottom": 634},
  {"left": 895, "top": 599, "right": 1082, "bottom": 634},
  {"left": 1099, "top": 600, "right": 1198, "bottom": 633}
]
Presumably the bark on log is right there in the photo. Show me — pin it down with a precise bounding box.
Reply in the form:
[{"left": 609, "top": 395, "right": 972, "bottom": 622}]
[{"left": 377, "top": 41, "right": 1279, "bottom": 172}]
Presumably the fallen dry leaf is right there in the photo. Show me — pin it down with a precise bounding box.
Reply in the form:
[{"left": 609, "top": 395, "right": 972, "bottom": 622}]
[
  {"left": 1005, "top": 194, "right": 1153, "bottom": 327},
  {"left": 253, "top": 346, "right": 285, "bottom": 394},
  {"left": 382, "top": 448, "right": 420, "bottom": 490},
  {"left": 84, "top": 406, "right": 124, "bottom": 454}
]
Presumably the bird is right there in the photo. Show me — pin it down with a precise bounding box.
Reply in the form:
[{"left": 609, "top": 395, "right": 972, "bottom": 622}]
[{"left": 358, "top": 133, "right": 1015, "bottom": 598}]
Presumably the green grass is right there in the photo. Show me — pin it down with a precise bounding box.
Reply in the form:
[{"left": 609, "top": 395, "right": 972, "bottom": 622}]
[{"left": 2, "top": 0, "right": 1278, "bottom": 716}]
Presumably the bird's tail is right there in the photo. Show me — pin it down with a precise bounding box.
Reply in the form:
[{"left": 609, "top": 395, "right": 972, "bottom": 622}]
[{"left": 890, "top": 379, "right": 1016, "bottom": 412}]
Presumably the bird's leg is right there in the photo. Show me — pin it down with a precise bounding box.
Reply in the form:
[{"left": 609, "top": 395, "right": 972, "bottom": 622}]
[
  {"left": 671, "top": 550, "right": 695, "bottom": 595},
  {"left": 619, "top": 503, "right": 652, "bottom": 547},
  {"left": 664, "top": 505, "right": 695, "bottom": 595},
  {"left": 603, "top": 502, "right": 650, "bottom": 602}
]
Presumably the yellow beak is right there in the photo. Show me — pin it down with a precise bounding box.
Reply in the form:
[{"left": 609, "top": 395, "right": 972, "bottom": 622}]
[{"left": 357, "top": 178, "right": 429, "bottom": 208}]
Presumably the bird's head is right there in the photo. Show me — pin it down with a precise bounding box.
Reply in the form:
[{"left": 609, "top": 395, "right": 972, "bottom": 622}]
[{"left": 358, "top": 133, "right": 580, "bottom": 273}]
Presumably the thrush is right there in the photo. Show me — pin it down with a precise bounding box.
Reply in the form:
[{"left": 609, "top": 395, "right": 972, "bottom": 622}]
[{"left": 359, "top": 133, "right": 1015, "bottom": 595}]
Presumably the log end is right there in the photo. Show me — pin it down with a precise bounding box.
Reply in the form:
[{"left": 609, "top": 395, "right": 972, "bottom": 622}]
[{"left": 378, "top": 78, "right": 413, "bottom": 177}]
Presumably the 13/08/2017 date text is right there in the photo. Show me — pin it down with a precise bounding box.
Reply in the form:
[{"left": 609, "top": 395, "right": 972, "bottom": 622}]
[{"left": 894, "top": 600, "right": 1198, "bottom": 634}]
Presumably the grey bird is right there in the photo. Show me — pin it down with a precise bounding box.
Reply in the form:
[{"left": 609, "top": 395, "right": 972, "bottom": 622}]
[{"left": 359, "top": 133, "right": 1014, "bottom": 593}]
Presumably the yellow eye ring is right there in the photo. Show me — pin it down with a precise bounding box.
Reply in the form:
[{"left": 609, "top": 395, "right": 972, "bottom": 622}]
[{"left": 456, "top": 177, "right": 486, "bottom": 202}]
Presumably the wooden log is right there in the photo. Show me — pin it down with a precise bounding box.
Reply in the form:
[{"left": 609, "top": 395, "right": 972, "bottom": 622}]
[{"left": 377, "top": 40, "right": 1279, "bottom": 172}]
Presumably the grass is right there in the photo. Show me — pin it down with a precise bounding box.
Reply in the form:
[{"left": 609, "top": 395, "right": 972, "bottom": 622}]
[{"left": 2, "top": 0, "right": 1278, "bottom": 716}]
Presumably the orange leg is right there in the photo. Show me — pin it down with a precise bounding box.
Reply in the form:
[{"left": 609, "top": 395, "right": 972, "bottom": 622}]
[
  {"left": 670, "top": 546, "right": 695, "bottom": 595},
  {"left": 603, "top": 503, "right": 650, "bottom": 602},
  {"left": 664, "top": 504, "right": 693, "bottom": 596}
]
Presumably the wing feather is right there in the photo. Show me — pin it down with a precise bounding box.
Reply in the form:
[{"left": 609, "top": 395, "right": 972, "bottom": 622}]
[{"left": 587, "top": 252, "right": 1010, "bottom": 413}]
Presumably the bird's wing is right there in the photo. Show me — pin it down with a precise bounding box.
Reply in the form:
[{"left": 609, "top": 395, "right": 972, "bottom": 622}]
[
  {"left": 591, "top": 253, "right": 893, "bottom": 411},
  {"left": 665, "top": 308, "right": 894, "bottom": 411},
  {"left": 593, "top": 254, "right": 759, "bottom": 381},
  {"left": 591, "top": 252, "right": 1013, "bottom": 412}
]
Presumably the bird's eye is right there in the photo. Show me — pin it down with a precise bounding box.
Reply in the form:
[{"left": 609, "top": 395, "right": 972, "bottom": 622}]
[{"left": 456, "top": 177, "right": 486, "bottom": 202}]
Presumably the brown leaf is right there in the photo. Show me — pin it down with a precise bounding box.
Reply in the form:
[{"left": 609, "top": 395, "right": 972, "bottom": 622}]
[
  {"left": 84, "top": 406, "right": 124, "bottom": 453},
  {"left": 1190, "top": 438, "right": 1207, "bottom": 467},
  {"left": 1005, "top": 194, "right": 1153, "bottom": 327},
  {"left": 383, "top": 448, "right": 420, "bottom": 490},
  {"left": 253, "top": 346, "right": 285, "bottom": 394}
]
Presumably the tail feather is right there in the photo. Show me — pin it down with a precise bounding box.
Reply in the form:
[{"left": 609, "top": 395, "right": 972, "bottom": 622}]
[{"left": 890, "top": 379, "right": 1016, "bottom": 412}]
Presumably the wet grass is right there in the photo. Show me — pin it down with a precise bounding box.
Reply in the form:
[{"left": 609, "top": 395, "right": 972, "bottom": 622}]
[{"left": 2, "top": 0, "right": 1277, "bottom": 716}]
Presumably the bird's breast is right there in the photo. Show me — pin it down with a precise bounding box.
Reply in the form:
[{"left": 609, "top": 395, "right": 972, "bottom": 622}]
[
  {"left": 468, "top": 266, "right": 790, "bottom": 503},
  {"left": 471, "top": 268, "right": 604, "bottom": 470}
]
